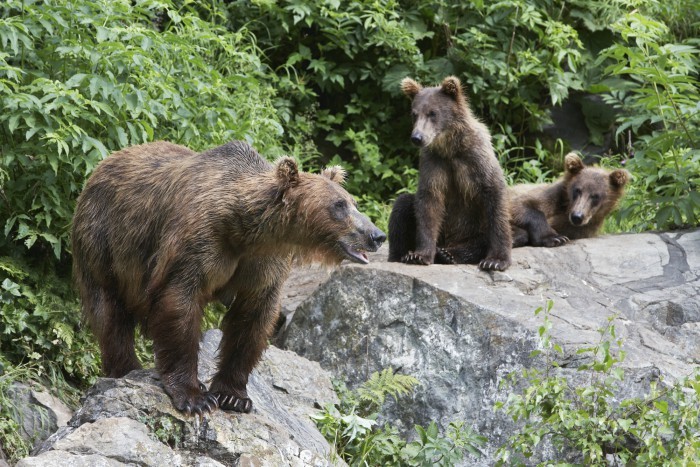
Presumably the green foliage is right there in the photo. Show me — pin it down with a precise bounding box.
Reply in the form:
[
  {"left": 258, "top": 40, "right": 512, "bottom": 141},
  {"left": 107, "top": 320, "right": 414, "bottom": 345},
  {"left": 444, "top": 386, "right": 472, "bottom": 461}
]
[
  {"left": 0, "top": 0, "right": 284, "bottom": 260},
  {"left": 596, "top": 8, "right": 700, "bottom": 231},
  {"left": 140, "top": 415, "right": 184, "bottom": 449},
  {"left": 313, "top": 368, "right": 485, "bottom": 466},
  {"left": 0, "top": 256, "right": 99, "bottom": 384},
  {"left": 495, "top": 301, "right": 700, "bottom": 465}
]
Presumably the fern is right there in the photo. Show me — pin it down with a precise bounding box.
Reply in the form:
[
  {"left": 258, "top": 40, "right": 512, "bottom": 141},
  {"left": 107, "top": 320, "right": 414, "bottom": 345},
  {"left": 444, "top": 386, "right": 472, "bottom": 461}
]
[{"left": 356, "top": 368, "right": 419, "bottom": 413}]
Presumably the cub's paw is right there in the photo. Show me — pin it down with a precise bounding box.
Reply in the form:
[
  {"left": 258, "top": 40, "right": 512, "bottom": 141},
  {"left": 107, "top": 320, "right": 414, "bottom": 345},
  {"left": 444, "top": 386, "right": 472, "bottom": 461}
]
[
  {"left": 542, "top": 235, "right": 569, "bottom": 247},
  {"left": 479, "top": 257, "right": 511, "bottom": 272},
  {"left": 435, "top": 248, "right": 456, "bottom": 265},
  {"left": 401, "top": 251, "right": 432, "bottom": 265},
  {"left": 216, "top": 393, "right": 253, "bottom": 413}
]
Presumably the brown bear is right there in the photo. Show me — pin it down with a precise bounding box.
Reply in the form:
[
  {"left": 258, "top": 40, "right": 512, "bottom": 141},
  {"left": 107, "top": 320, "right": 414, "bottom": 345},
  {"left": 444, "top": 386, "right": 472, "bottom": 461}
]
[
  {"left": 388, "top": 76, "right": 512, "bottom": 271},
  {"left": 509, "top": 152, "right": 629, "bottom": 247},
  {"left": 72, "top": 140, "right": 385, "bottom": 415}
]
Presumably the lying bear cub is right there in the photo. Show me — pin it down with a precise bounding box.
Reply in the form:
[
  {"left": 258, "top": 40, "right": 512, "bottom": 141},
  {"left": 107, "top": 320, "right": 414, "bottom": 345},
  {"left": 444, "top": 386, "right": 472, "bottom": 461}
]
[{"left": 509, "top": 152, "right": 629, "bottom": 248}]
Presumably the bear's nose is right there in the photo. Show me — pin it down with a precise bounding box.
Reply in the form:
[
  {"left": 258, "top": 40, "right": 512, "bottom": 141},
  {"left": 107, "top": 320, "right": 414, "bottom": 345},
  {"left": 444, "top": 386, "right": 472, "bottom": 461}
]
[
  {"left": 371, "top": 230, "right": 386, "bottom": 249},
  {"left": 410, "top": 133, "right": 423, "bottom": 146},
  {"left": 570, "top": 213, "right": 584, "bottom": 225}
]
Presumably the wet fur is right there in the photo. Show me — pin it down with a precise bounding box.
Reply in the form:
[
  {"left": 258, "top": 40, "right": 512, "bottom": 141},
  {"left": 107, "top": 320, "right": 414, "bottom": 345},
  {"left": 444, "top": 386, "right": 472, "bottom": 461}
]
[
  {"left": 72, "top": 141, "right": 383, "bottom": 415},
  {"left": 509, "top": 152, "right": 629, "bottom": 247},
  {"left": 389, "top": 76, "right": 512, "bottom": 271}
]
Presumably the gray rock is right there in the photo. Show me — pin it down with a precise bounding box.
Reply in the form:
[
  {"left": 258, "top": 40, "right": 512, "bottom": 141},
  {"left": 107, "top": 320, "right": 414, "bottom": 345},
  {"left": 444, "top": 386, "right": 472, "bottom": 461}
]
[
  {"left": 282, "top": 229, "right": 700, "bottom": 464},
  {"left": 19, "top": 330, "right": 343, "bottom": 467},
  {"left": 5, "top": 382, "right": 73, "bottom": 450}
]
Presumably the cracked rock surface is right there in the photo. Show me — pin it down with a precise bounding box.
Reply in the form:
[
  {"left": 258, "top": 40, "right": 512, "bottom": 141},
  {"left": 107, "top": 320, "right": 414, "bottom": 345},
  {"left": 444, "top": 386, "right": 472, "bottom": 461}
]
[
  {"left": 282, "top": 229, "right": 700, "bottom": 465},
  {"left": 17, "top": 330, "right": 342, "bottom": 467}
]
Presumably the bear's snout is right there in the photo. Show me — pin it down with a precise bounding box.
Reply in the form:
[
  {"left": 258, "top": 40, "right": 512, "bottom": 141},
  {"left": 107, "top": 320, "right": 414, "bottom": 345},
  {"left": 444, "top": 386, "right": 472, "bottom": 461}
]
[
  {"left": 570, "top": 212, "right": 584, "bottom": 226},
  {"left": 369, "top": 229, "right": 387, "bottom": 251},
  {"left": 410, "top": 132, "right": 424, "bottom": 146}
]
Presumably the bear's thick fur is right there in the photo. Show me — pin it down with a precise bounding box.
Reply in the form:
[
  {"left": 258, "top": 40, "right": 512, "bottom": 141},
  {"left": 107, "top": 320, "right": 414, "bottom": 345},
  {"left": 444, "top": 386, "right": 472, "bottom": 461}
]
[
  {"left": 388, "top": 76, "right": 512, "bottom": 271},
  {"left": 72, "top": 140, "right": 385, "bottom": 415},
  {"left": 509, "top": 152, "right": 629, "bottom": 247}
]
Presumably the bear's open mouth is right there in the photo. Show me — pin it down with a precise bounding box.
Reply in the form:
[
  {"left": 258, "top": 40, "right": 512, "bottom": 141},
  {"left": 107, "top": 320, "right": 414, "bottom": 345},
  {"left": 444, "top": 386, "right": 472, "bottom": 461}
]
[{"left": 341, "top": 244, "right": 369, "bottom": 264}]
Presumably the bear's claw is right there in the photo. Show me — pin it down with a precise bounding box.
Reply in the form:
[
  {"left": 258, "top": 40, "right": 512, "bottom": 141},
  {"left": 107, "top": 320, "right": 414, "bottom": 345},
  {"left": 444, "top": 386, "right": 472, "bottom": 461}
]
[
  {"left": 479, "top": 258, "right": 510, "bottom": 272},
  {"left": 401, "top": 251, "right": 430, "bottom": 265},
  {"left": 175, "top": 391, "right": 219, "bottom": 416},
  {"left": 435, "top": 248, "right": 456, "bottom": 264},
  {"left": 218, "top": 394, "right": 253, "bottom": 413},
  {"left": 543, "top": 235, "right": 569, "bottom": 247}
]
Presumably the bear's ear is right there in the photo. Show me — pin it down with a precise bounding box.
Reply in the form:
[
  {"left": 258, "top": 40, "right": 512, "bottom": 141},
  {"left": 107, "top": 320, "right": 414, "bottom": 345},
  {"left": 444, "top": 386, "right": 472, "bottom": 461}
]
[
  {"left": 609, "top": 169, "right": 630, "bottom": 189},
  {"left": 440, "top": 76, "right": 463, "bottom": 100},
  {"left": 321, "top": 165, "right": 346, "bottom": 185},
  {"left": 275, "top": 156, "right": 299, "bottom": 189},
  {"left": 401, "top": 78, "right": 422, "bottom": 99},
  {"left": 564, "top": 152, "right": 584, "bottom": 176}
]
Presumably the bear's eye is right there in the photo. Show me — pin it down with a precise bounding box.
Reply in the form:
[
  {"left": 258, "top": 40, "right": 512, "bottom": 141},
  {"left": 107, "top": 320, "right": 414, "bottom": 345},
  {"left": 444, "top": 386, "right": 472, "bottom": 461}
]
[
  {"left": 334, "top": 199, "right": 347, "bottom": 211},
  {"left": 590, "top": 194, "right": 601, "bottom": 206},
  {"left": 428, "top": 110, "right": 437, "bottom": 119},
  {"left": 572, "top": 187, "right": 582, "bottom": 199}
]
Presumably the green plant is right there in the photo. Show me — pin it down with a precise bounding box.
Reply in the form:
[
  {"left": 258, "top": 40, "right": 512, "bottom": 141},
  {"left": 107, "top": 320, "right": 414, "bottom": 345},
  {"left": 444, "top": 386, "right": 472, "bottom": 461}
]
[
  {"left": 313, "top": 368, "right": 485, "bottom": 466},
  {"left": 596, "top": 9, "right": 700, "bottom": 231},
  {"left": 495, "top": 301, "right": 700, "bottom": 465},
  {"left": 141, "top": 415, "right": 184, "bottom": 448}
]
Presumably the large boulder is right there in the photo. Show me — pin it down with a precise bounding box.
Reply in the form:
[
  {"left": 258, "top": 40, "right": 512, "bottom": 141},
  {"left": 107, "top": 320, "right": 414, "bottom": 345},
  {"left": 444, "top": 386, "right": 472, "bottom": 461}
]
[
  {"left": 281, "top": 229, "right": 700, "bottom": 464},
  {"left": 17, "top": 330, "right": 342, "bottom": 467}
]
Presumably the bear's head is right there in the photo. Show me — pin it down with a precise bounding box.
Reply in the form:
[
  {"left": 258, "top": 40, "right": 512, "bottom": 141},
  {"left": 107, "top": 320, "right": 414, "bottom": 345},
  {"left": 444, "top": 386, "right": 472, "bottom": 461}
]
[
  {"left": 274, "top": 157, "right": 386, "bottom": 265},
  {"left": 401, "top": 76, "right": 469, "bottom": 148},
  {"left": 563, "top": 153, "right": 630, "bottom": 227}
]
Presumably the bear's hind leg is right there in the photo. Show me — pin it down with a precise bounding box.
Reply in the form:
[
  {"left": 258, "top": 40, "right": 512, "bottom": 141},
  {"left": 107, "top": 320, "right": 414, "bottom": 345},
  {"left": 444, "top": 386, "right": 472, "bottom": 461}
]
[
  {"left": 388, "top": 193, "right": 417, "bottom": 262},
  {"left": 87, "top": 288, "right": 142, "bottom": 378}
]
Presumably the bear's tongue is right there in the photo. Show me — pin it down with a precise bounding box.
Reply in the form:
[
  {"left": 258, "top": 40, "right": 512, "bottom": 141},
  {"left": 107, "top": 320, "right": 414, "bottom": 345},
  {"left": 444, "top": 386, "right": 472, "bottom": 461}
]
[{"left": 343, "top": 245, "right": 370, "bottom": 264}]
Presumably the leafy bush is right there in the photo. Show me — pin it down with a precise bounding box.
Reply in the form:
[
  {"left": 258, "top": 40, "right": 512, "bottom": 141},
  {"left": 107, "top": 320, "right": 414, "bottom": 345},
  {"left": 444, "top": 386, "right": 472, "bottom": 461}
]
[
  {"left": 0, "top": 0, "right": 284, "bottom": 261},
  {"left": 313, "top": 368, "right": 485, "bottom": 466},
  {"left": 495, "top": 301, "right": 700, "bottom": 465},
  {"left": 596, "top": 9, "right": 700, "bottom": 231}
]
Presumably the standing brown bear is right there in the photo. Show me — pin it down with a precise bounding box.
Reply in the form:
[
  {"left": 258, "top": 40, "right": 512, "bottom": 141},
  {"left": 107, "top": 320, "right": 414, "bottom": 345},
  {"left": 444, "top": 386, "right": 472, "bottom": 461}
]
[
  {"left": 72, "top": 140, "right": 385, "bottom": 415},
  {"left": 388, "top": 76, "right": 512, "bottom": 271},
  {"left": 509, "top": 152, "right": 629, "bottom": 247}
]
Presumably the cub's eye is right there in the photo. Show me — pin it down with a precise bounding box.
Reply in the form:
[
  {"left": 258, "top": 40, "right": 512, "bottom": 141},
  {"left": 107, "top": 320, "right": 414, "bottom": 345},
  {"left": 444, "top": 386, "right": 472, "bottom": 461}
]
[
  {"left": 428, "top": 110, "right": 437, "bottom": 119},
  {"left": 334, "top": 200, "right": 347, "bottom": 210},
  {"left": 572, "top": 188, "right": 582, "bottom": 199},
  {"left": 590, "top": 194, "right": 601, "bottom": 206}
]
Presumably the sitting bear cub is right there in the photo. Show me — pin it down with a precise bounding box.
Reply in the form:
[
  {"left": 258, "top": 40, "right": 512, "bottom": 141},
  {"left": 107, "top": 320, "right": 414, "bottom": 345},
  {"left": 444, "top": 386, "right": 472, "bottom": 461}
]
[{"left": 509, "top": 152, "right": 629, "bottom": 248}]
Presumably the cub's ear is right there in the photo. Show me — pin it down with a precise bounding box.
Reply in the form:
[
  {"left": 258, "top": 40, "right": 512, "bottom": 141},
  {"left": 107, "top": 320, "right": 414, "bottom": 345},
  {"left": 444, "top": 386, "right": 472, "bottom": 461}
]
[
  {"left": 321, "top": 165, "right": 346, "bottom": 185},
  {"left": 610, "top": 169, "right": 630, "bottom": 189},
  {"left": 275, "top": 156, "right": 299, "bottom": 189},
  {"left": 440, "top": 76, "right": 463, "bottom": 100},
  {"left": 401, "top": 78, "right": 422, "bottom": 99},
  {"left": 564, "top": 152, "right": 584, "bottom": 176}
]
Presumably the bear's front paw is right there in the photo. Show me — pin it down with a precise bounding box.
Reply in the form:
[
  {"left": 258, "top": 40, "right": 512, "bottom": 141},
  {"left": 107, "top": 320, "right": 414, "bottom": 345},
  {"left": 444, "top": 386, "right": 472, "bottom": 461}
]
[
  {"left": 479, "top": 257, "right": 511, "bottom": 272},
  {"left": 401, "top": 251, "right": 432, "bottom": 265},
  {"left": 168, "top": 386, "right": 219, "bottom": 415},
  {"left": 542, "top": 235, "right": 569, "bottom": 247},
  {"left": 435, "top": 248, "right": 456, "bottom": 264},
  {"left": 216, "top": 393, "right": 253, "bottom": 413}
]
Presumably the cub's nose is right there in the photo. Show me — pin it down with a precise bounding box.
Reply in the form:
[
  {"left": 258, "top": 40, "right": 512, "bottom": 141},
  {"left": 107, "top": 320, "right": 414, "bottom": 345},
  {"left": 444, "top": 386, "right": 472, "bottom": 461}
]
[
  {"left": 410, "top": 133, "right": 423, "bottom": 146},
  {"left": 370, "top": 229, "right": 387, "bottom": 250},
  {"left": 570, "top": 212, "right": 584, "bottom": 226}
]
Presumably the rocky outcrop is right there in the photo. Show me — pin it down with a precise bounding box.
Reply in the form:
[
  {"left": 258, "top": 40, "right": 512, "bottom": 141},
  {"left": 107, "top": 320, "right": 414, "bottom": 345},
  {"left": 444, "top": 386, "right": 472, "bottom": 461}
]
[
  {"left": 18, "top": 330, "right": 341, "bottom": 467},
  {"left": 282, "top": 229, "right": 700, "bottom": 464}
]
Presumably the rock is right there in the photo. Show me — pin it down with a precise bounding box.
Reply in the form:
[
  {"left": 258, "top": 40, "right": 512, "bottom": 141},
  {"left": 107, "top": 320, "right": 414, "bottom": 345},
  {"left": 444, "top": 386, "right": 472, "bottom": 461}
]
[
  {"left": 18, "top": 330, "right": 342, "bottom": 467},
  {"left": 5, "top": 382, "right": 73, "bottom": 450},
  {"left": 282, "top": 229, "right": 700, "bottom": 464}
]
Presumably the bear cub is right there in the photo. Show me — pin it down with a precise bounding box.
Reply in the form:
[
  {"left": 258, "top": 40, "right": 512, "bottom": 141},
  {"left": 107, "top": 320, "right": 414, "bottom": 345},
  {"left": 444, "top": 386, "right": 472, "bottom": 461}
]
[
  {"left": 509, "top": 152, "right": 629, "bottom": 247},
  {"left": 388, "top": 76, "right": 512, "bottom": 271},
  {"left": 72, "top": 140, "right": 385, "bottom": 415}
]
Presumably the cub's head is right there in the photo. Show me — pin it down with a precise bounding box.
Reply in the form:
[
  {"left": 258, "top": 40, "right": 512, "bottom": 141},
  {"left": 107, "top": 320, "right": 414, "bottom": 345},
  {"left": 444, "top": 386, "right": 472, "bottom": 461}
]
[
  {"left": 563, "top": 153, "right": 630, "bottom": 227},
  {"left": 275, "top": 157, "right": 385, "bottom": 265},
  {"left": 401, "top": 76, "right": 469, "bottom": 148}
]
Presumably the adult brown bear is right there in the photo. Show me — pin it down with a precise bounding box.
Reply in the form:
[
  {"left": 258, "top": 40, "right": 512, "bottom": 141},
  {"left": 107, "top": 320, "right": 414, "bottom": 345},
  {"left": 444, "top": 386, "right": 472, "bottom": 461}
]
[
  {"left": 72, "top": 140, "right": 385, "bottom": 415},
  {"left": 388, "top": 76, "right": 512, "bottom": 271}
]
